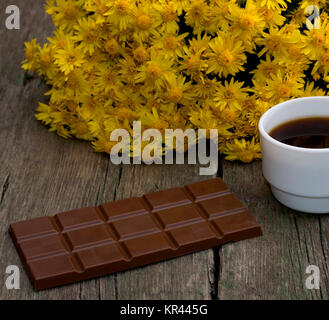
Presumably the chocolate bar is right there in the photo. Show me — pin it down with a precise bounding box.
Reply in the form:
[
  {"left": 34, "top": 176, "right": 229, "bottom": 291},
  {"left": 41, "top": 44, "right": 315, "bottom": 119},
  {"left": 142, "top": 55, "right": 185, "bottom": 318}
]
[{"left": 9, "top": 178, "right": 262, "bottom": 290}]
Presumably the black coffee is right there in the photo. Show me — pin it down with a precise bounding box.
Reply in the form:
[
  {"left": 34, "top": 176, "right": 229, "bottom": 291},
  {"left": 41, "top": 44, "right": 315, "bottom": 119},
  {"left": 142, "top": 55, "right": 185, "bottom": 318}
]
[{"left": 269, "top": 117, "right": 329, "bottom": 149}]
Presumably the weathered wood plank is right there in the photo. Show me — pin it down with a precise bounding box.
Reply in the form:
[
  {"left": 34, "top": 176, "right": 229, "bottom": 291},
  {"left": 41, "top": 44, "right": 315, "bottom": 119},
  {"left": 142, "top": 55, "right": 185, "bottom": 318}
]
[
  {"left": 0, "top": 1, "right": 118, "bottom": 299},
  {"left": 0, "top": 1, "right": 217, "bottom": 299},
  {"left": 0, "top": 78, "right": 120, "bottom": 299},
  {"left": 1, "top": 0, "right": 328, "bottom": 301},
  {"left": 0, "top": 0, "right": 52, "bottom": 84},
  {"left": 220, "top": 161, "right": 329, "bottom": 300},
  {"left": 0, "top": 80, "right": 216, "bottom": 299},
  {"left": 104, "top": 164, "right": 217, "bottom": 300}
]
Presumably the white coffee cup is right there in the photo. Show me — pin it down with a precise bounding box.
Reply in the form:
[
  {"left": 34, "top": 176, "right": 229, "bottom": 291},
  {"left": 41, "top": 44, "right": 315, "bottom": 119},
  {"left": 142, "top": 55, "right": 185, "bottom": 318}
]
[{"left": 259, "top": 96, "right": 329, "bottom": 214}]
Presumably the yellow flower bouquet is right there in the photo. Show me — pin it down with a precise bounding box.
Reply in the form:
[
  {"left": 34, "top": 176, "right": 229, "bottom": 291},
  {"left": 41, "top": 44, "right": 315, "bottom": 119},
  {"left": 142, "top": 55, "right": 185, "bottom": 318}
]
[{"left": 23, "top": 0, "right": 329, "bottom": 162}]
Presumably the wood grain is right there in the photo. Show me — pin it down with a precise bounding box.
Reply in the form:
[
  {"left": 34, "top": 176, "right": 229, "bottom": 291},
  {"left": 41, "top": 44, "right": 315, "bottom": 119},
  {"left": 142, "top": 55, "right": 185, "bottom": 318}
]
[
  {"left": 0, "top": 1, "right": 216, "bottom": 299},
  {"left": 221, "top": 161, "right": 329, "bottom": 300},
  {"left": 0, "top": 0, "right": 328, "bottom": 300},
  {"left": 107, "top": 164, "right": 216, "bottom": 300}
]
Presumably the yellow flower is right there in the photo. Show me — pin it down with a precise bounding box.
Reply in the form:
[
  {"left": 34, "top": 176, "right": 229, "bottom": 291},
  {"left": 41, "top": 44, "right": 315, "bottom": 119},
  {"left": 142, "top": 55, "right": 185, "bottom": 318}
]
[
  {"left": 224, "top": 138, "right": 262, "bottom": 163},
  {"left": 135, "top": 50, "right": 174, "bottom": 91},
  {"left": 24, "top": 0, "right": 329, "bottom": 163},
  {"left": 283, "top": 42, "right": 310, "bottom": 65},
  {"left": 132, "top": 5, "right": 161, "bottom": 41},
  {"left": 246, "top": 101, "right": 270, "bottom": 127},
  {"left": 71, "top": 117, "right": 93, "bottom": 140},
  {"left": 73, "top": 17, "right": 100, "bottom": 55},
  {"left": 48, "top": 27, "right": 72, "bottom": 50},
  {"left": 141, "top": 108, "right": 169, "bottom": 134},
  {"left": 289, "top": 6, "right": 307, "bottom": 26},
  {"left": 45, "top": 0, "right": 58, "bottom": 17},
  {"left": 105, "top": 0, "right": 134, "bottom": 31},
  {"left": 94, "top": 63, "right": 120, "bottom": 96},
  {"left": 22, "top": 39, "right": 40, "bottom": 71},
  {"left": 88, "top": 116, "right": 105, "bottom": 136},
  {"left": 212, "top": 0, "right": 237, "bottom": 32},
  {"left": 303, "top": 82, "right": 327, "bottom": 97},
  {"left": 220, "top": 108, "right": 239, "bottom": 123},
  {"left": 114, "top": 86, "right": 145, "bottom": 110},
  {"left": 64, "top": 69, "right": 89, "bottom": 94},
  {"left": 160, "top": 105, "right": 188, "bottom": 129},
  {"left": 251, "top": 54, "right": 279, "bottom": 84},
  {"left": 229, "top": 1, "right": 266, "bottom": 41},
  {"left": 164, "top": 74, "right": 195, "bottom": 105},
  {"left": 79, "top": 94, "right": 100, "bottom": 118},
  {"left": 300, "top": 0, "right": 328, "bottom": 10},
  {"left": 84, "top": 0, "right": 109, "bottom": 23},
  {"left": 324, "top": 75, "right": 329, "bottom": 89},
  {"left": 207, "top": 33, "right": 246, "bottom": 77},
  {"left": 51, "top": 0, "right": 84, "bottom": 31},
  {"left": 51, "top": 108, "right": 75, "bottom": 125},
  {"left": 263, "top": 71, "right": 304, "bottom": 104},
  {"left": 188, "top": 33, "right": 211, "bottom": 55},
  {"left": 260, "top": 0, "right": 291, "bottom": 10},
  {"left": 117, "top": 56, "right": 138, "bottom": 85},
  {"left": 103, "top": 114, "right": 127, "bottom": 134},
  {"left": 54, "top": 40, "right": 85, "bottom": 75},
  {"left": 180, "top": 47, "right": 208, "bottom": 81},
  {"left": 35, "top": 102, "right": 53, "bottom": 125},
  {"left": 259, "top": 5, "right": 286, "bottom": 27},
  {"left": 132, "top": 45, "right": 149, "bottom": 64},
  {"left": 37, "top": 44, "right": 56, "bottom": 78},
  {"left": 193, "top": 78, "right": 218, "bottom": 99},
  {"left": 213, "top": 79, "right": 249, "bottom": 111},
  {"left": 49, "top": 123, "right": 71, "bottom": 139},
  {"left": 185, "top": 0, "right": 210, "bottom": 35},
  {"left": 154, "top": 1, "right": 180, "bottom": 33},
  {"left": 257, "top": 26, "right": 298, "bottom": 59},
  {"left": 171, "top": 0, "right": 190, "bottom": 16},
  {"left": 302, "top": 20, "right": 329, "bottom": 60},
  {"left": 282, "top": 63, "right": 308, "bottom": 84},
  {"left": 92, "top": 140, "right": 112, "bottom": 154},
  {"left": 104, "top": 37, "right": 121, "bottom": 57},
  {"left": 151, "top": 32, "right": 188, "bottom": 58},
  {"left": 189, "top": 106, "right": 220, "bottom": 131},
  {"left": 312, "top": 50, "right": 329, "bottom": 76}
]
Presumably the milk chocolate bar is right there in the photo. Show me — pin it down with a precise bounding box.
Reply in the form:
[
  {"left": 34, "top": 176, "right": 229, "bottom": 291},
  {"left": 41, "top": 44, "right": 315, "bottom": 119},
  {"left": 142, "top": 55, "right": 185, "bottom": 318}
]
[{"left": 9, "top": 178, "right": 262, "bottom": 290}]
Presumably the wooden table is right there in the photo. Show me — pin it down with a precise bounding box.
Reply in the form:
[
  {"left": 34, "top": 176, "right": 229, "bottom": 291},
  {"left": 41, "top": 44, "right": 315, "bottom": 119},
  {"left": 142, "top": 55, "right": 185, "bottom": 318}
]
[{"left": 0, "top": 1, "right": 328, "bottom": 300}]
